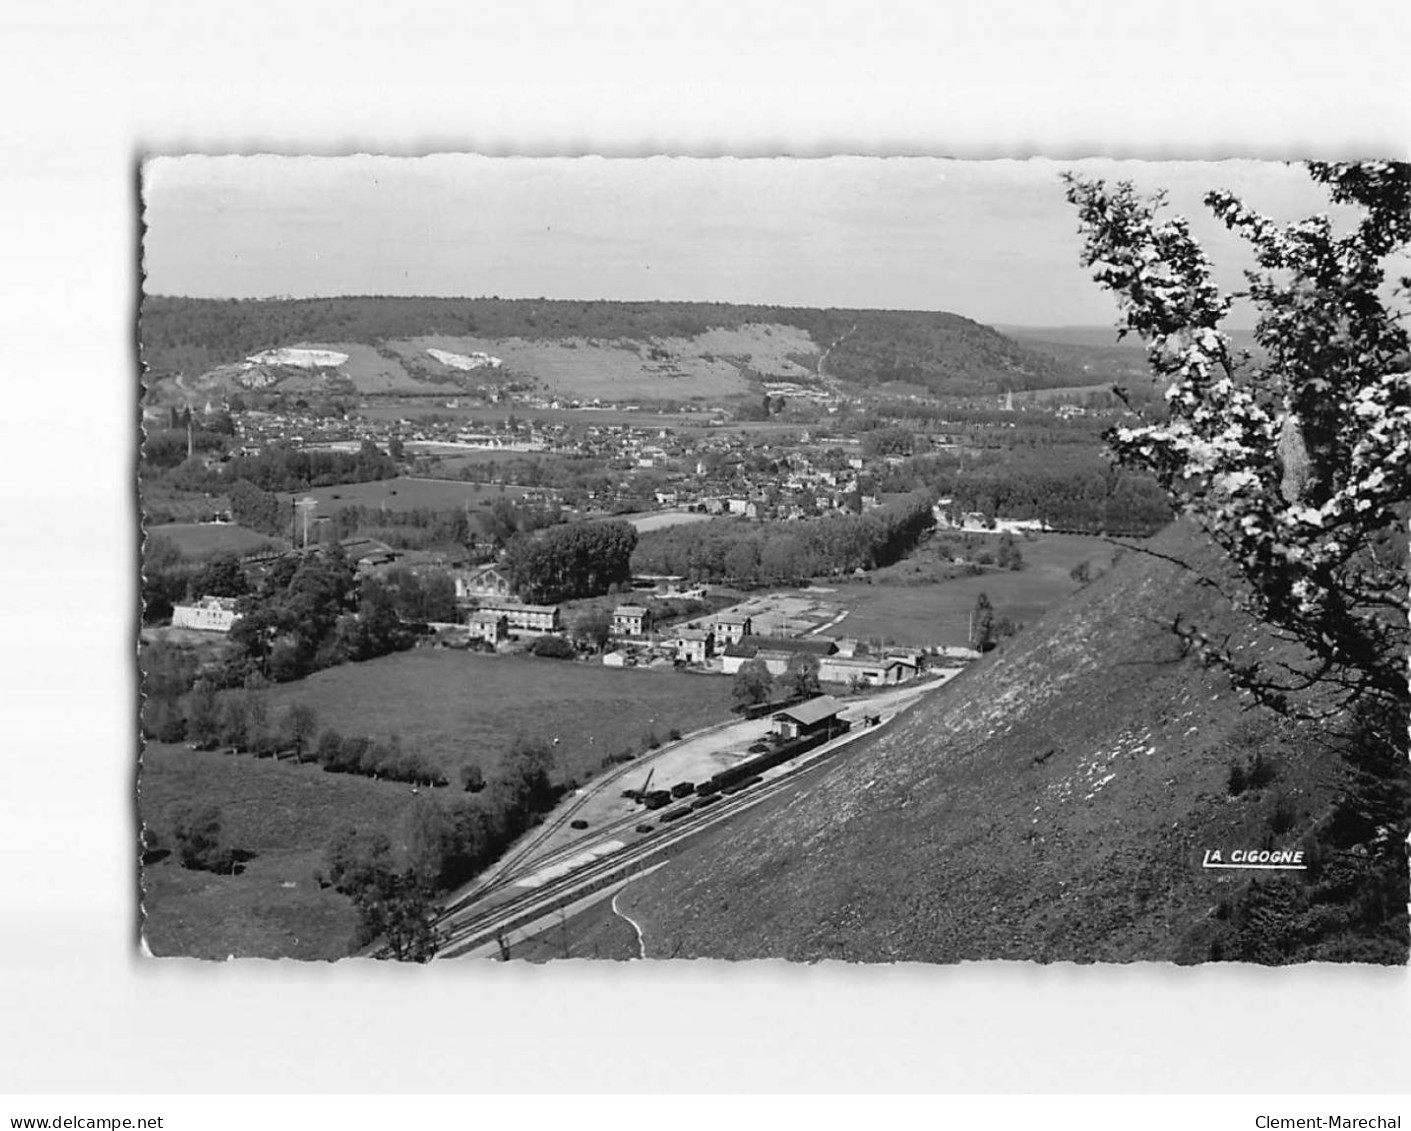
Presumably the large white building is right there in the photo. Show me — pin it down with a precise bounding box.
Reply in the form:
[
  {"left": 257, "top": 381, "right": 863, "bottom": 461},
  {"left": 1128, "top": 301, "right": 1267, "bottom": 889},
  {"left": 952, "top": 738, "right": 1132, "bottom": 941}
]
[{"left": 171, "top": 595, "right": 240, "bottom": 633}]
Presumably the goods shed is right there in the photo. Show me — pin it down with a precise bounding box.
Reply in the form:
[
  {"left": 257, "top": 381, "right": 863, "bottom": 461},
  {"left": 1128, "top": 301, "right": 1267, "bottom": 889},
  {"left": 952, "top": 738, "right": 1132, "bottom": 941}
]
[{"left": 771, "top": 696, "right": 849, "bottom": 741}]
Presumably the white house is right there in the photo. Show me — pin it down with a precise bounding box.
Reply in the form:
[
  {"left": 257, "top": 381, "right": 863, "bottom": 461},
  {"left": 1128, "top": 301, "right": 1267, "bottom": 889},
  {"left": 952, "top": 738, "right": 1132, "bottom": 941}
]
[
  {"left": 674, "top": 628, "right": 714, "bottom": 664},
  {"left": 465, "top": 610, "right": 509, "bottom": 645},
  {"left": 613, "top": 604, "right": 652, "bottom": 637},
  {"left": 713, "top": 612, "right": 753, "bottom": 647},
  {"left": 171, "top": 595, "right": 240, "bottom": 633}
]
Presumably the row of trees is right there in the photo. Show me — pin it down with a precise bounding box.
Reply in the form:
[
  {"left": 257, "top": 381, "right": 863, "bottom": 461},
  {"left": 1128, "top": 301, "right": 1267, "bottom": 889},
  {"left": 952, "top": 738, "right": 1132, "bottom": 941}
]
[
  {"left": 630, "top": 490, "right": 937, "bottom": 585},
  {"left": 222, "top": 441, "right": 397, "bottom": 494},
  {"left": 870, "top": 447, "right": 1173, "bottom": 534},
  {"left": 502, "top": 518, "right": 638, "bottom": 604},
  {"left": 322, "top": 735, "right": 563, "bottom": 961}
]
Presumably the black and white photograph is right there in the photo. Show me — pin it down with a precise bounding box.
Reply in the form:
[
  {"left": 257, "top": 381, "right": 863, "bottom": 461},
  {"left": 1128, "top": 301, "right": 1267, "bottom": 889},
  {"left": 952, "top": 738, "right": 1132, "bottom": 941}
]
[{"left": 136, "top": 154, "right": 1410, "bottom": 966}]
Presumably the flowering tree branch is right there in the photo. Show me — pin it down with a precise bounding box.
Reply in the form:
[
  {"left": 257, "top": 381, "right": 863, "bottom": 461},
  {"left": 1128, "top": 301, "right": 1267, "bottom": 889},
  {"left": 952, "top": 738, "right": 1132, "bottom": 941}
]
[{"left": 1064, "top": 163, "right": 1410, "bottom": 714}]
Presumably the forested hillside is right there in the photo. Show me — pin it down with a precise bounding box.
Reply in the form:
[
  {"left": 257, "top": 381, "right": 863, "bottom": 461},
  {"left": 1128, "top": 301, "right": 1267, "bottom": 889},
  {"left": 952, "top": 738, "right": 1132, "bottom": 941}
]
[{"left": 140, "top": 295, "right": 1092, "bottom": 395}]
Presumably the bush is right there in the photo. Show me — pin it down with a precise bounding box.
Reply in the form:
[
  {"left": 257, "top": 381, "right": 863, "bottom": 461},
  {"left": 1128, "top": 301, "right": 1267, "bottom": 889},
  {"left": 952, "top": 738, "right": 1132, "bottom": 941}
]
[
  {"left": 530, "top": 634, "right": 576, "bottom": 660},
  {"left": 1269, "top": 795, "right": 1299, "bottom": 836},
  {"left": 169, "top": 803, "right": 235, "bottom": 873},
  {"left": 667, "top": 727, "right": 682, "bottom": 741},
  {"left": 1227, "top": 762, "right": 1248, "bottom": 796},
  {"left": 1248, "top": 752, "right": 1278, "bottom": 790}
]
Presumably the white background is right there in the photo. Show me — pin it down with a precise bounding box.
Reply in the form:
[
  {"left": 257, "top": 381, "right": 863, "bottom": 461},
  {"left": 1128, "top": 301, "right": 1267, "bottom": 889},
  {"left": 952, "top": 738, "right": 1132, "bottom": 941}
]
[{"left": 1, "top": 0, "right": 1408, "bottom": 1096}]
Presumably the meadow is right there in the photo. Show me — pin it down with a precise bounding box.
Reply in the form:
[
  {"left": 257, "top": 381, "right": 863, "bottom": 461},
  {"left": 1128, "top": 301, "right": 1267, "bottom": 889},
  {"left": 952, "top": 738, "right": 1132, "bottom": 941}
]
[
  {"left": 260, "top": 648, "right": 737, "bottom": 782},
  {"left": 822, "top": 532, "right": 1123, "bottom": 648},
  {"left": 146, "top": 522, "right": 287, "bottom": 558},
  {"left": 276, "top": 475, "right": 526, "bottom": 514},
  {"left": 140, "top": 740, "right": 416, "bottom": 959}
]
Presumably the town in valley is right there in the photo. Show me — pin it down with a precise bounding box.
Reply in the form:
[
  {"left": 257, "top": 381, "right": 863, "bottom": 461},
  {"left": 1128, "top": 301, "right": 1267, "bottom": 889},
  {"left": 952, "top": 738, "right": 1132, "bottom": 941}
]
[{"left": 138, "top": 157, "right": 1409, "bottom": 965}]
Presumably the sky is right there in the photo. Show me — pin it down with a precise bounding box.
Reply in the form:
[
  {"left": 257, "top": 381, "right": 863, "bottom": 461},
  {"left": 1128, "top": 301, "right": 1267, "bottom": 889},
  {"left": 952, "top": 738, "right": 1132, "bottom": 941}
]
[{"left": 142, "top": 156, "right": 1366, "bottom": 328}]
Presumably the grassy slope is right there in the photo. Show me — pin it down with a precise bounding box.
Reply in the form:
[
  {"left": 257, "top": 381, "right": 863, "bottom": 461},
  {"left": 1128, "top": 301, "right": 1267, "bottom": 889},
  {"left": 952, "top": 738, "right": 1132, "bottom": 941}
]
[
  {"left": 139, "top": 743, "right": 416, "bottom": 959},
  {"left": 275, "top": 476, "right": 527, "bottom": 514},
  {"left": 140, "top": 296, "right": 1085, "bottom": 397},
  {"left": 141, "top": 652, "right": 737, "bottom": 958},
  {"left": 146, "top": 523, "right": 287, "bottom": 558},
  {"left": 616, "top": 521, "right": 1377, "bottom": 963},
  {"left": 825, "top": 532, "right": 1113, "bottom": 647}
]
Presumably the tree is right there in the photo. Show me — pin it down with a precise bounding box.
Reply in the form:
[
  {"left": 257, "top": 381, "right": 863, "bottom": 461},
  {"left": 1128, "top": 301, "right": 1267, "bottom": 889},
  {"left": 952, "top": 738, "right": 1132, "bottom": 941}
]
[
  {"left": 281, "top": 702, "right": 319, "bottom": 761},
  {"left": 777, "top": 652, "right": 822, "bottom": 701},
  {"left": 996, "top": 532, "right": 1024, "bottom": 571},
  {"left": 218, "top": 695, "right": 249, "bottom": 750},
  {"left": 403, "top": 799, "right": 451, "bottom": 888},
  {"left": 498, "top": 735, "right": 556, "bottom": 820},
  {"left": 732, "top": 658, "right": 774, "bottom": 709},
  {"left": 243, "top": 678, "right": 272, "bottom": 755},
  {"left": 484, "top": 496, "right": 521, "bottom": 549},
  {"left": 314, "top": 728, "right": 343, "bottom": 769},
  {"left": 571, "top": 608, "right": 613, "bottom": 652},
  {"left": 324, "top": 824, "right": 393, "bottom": 895},
  {"left": 971, "top": 592, "right": 996, "bottom": 652},
  {"left": 184, "top": 679, "right": 221, "bottom": 749},
  {"left": 170, "top": 803, "right": 233, "bottom": 873},
  {"left": 190, "top": 552, "right": 248, "bottom": 598},
  {"left": 420, "top": 570, "right": 458, "bottom": 624},
  {"left": 1064, "top": 162, "right": 1410, "bottom": 715}
]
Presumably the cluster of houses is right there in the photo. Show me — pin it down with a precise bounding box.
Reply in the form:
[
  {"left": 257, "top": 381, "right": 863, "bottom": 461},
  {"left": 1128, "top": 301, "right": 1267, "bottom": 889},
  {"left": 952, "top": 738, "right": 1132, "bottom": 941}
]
[
  {"left": 169, "top": 562, "right": 934, "bottom": 690},
  {"left": 601, "top": 606, "right": 926, "bottom": 687}
]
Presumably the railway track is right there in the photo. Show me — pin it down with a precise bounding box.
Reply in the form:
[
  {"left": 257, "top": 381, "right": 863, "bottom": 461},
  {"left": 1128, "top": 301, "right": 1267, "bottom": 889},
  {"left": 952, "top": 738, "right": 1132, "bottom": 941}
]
[
  {"left": 435, "top": 717, "right": 890, "bottom": 958},
  {"left": 439, "top": 714, "right": 752, "bottom": 914},
  {"left": 429, "top": 679, "right": 950, "bottom": 957}
]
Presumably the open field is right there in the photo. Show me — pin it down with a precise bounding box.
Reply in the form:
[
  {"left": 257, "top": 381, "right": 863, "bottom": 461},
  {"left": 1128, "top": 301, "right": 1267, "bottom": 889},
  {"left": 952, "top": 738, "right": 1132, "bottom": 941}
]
[
  {"left": 276, "top": 475, "right": 527, "bottom": 514},
  {"left": 381, "top": 325, "right": 816, "bottom": 400},
  {"left": 823, "top": 532, "right": 1123, "bottom": 647},
  {"left": 620, "top": 510, "right": 715, "bottom": 533},
  {"left": 142, "top": 648, "right": 738, "bottom": 959},
  {"left": 139, "top": 741, "right": 420, "bottom": 959},
  {"left": 141, "top": 484, "right": 232, "bottom": 525},
  {"left": 147, "top": 522, "right": 288, "bottom": 558},
  {"left": 261, "top": 648, "right": 738, "bottom": 782},
  {"left": 391, "top": 335, "right": 748, "bottom": 400},
  {"left": 1012, "top": 383, "right": 1120, "bottom": 404},
  {"left": 356, "top": 403, "right": 704, "bottom": 428}
]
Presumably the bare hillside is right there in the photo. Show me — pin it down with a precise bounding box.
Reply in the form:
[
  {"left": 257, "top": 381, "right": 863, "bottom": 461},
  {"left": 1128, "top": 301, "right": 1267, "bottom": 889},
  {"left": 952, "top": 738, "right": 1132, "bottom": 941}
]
[{"left": 615, "top": 521, "right": 1407, "bottom": 964}]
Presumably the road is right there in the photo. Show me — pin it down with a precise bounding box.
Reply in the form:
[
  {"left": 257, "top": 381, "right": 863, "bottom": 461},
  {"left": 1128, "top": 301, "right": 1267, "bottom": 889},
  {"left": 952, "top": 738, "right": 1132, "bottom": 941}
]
[{"left": 432, "top": 673, "right": 957, "bottom": 959}]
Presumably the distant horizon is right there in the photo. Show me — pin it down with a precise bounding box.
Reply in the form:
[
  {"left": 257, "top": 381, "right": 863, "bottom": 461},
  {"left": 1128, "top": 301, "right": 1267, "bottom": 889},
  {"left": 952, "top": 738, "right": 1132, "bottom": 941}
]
[{"left": 142, "top": 156, "right": 1356, "bottom": 328}]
